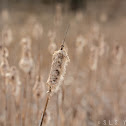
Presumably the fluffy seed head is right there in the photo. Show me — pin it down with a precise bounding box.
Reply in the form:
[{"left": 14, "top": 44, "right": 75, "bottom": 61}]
[{"left": 47, "top": 48, "right": 70, "bottom": 92}]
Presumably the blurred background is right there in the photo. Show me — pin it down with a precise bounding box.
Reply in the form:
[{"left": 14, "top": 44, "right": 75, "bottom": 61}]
[{"left": 0, "top": 0, "right": 126, "bottom": 126}]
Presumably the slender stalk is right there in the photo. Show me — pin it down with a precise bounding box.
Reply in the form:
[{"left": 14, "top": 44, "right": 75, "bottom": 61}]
[
  {"left": 39, "top": 93, "right": 50, "bottom": 126},
  {"left": 56, "top": 94, "right": 59, "bottom": 126}
]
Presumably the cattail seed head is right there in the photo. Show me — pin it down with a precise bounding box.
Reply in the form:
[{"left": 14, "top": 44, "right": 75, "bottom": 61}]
[{"left": 47, "top": 48, "right": 70, "bottom": 92}]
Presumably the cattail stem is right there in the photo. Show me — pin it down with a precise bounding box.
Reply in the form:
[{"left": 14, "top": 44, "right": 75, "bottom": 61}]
[
  {"left": 56, "top": 94, "right": 59, "bottom": 126},
  {"left": 39, "top": 92, "right": 50, "bottom": 126}
]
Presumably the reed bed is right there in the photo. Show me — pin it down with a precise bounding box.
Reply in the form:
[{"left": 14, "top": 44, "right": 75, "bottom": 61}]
[{"left": 0, "top": 1, "right": 126, "bottom": 126}]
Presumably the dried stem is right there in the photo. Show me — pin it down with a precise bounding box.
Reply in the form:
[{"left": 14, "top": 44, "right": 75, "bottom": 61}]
[
  {"left": 39, "top": 92, "right": 50, "bottom": 126},
  {"left": 56, "top": 94, "right": 59, "bottom": 126}
]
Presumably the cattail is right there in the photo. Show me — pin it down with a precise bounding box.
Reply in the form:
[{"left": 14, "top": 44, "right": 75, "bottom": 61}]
[
  {"left": 89, "top": 45, "right": 99, "bottom": 71},
  {"left": 47, "top": 48, "right": 70, "bottom": 93},
  {"left": 47, "top": 24, "right": 70, "bottom": 92},
  {"left": 33, "top": 75, "right": 45, "bottom": 100},
  {"left": 76, "top": 35, "right": 87, "bottom": 55},
  {"left": 32, "top": 22, "right": 43, "bottom": 40},
  {"left": 19, "top": 37, "right": 34, "bottom": 126},
  {"left": 2, "top": 26, "right": 13, "bottom": 46},
  {"left": 39, "top": 25, "right": 70, "bottom": 126},
  {"left": 19, "top": 37, "right": 34, "bottom": 73}
]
